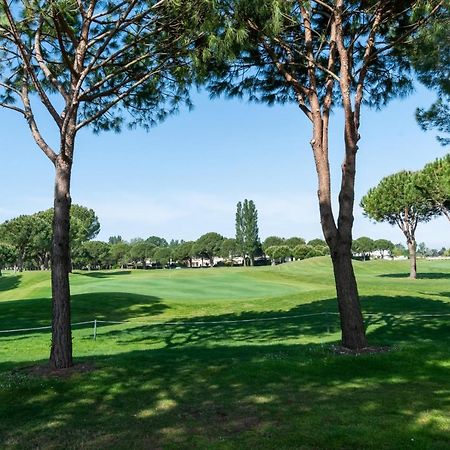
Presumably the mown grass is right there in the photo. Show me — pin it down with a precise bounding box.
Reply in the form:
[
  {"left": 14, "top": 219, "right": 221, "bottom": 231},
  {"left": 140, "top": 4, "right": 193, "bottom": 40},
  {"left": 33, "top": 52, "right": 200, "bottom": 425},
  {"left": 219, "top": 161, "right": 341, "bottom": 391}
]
[{"left": 0, "top": 257, "right": 449, "bottom": 449}]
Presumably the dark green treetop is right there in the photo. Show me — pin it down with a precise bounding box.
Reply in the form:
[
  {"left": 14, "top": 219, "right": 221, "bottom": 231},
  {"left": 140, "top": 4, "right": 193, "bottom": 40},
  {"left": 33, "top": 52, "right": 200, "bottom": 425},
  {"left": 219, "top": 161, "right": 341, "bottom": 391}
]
[
  {"left": 172, "top": 241, "right": 194, "bottom": 264},
  {"left": 352, "top": 236, "right": 375, "bottom": 260},
  {"left": 153, "top": 246, "right": 172, "bottom": 266},
  {"left": 193, "top": 232, "right": 224, "bottom": 264},
  {"left": 361, "top": 171, "right": 438, "bottom": 227},
  {"left": 220, "top": 238, "right": 238, "bottom": 259},
  {"left": 408, "top": 1, "right": 450, "bottom": 145},
  {"left": 0, "top": 242, "right": 16, "bottom": 275},
  {"left": 285, "top": 237, "right": 306, "bottom": 249},
  {"left": 307, "top": 239, "right": 327, "bottom": 248},
  {"left": 147, "top": 236, "right": 169, "bottom": 247},
  {"left": 416, "top": 154, "right": 450, "bottom": 221},
  {"left": 373, "top": 239, "right": 395, "bottom": 253},
  {"left": 262, "top": 236, "right": 284, "bottom": 251}
]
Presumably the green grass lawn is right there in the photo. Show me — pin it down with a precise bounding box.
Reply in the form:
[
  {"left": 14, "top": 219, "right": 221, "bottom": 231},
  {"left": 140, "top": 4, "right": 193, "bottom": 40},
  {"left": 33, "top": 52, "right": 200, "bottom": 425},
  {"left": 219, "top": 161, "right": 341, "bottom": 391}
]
[{"left": 0, "top": 257, "right": 449, "bottom": 449}]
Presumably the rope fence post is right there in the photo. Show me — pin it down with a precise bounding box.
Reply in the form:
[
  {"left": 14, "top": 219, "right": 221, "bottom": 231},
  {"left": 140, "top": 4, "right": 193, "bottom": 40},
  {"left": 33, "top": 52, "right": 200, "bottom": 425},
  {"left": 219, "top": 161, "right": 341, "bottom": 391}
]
[{"left": 93, "top": 319, "right": 97, "bottom": 340}]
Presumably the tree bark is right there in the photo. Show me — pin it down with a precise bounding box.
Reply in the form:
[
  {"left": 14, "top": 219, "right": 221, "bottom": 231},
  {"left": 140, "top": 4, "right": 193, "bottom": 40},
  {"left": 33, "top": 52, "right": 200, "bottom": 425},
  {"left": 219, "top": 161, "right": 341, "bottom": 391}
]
[
  {"left": 407, "top": 239, "right": 417, "bottom": 279},
  {"left": 310, "top": 105, "right": 367, "bottom": 350},
  {"left": 330, "top": 243, "right": 367, "bottom": 349},
  {"left": 50, "top": 155, "right": 73, "bottom": 369}
]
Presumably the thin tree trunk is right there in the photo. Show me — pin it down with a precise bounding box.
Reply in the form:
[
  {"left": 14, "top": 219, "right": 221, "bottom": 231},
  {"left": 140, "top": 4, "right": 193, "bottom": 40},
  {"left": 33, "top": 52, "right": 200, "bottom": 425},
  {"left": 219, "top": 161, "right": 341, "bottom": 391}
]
[
  {"left": 50, "top": 155, "right": 73, "bottom": 369},
  {"left": 408, "top": 239, "right": 417, "bottom": 279}
]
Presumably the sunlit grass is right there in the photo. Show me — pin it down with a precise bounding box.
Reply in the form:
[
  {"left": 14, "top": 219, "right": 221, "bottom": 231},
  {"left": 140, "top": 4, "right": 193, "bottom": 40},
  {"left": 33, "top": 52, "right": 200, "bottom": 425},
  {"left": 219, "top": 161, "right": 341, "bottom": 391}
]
[{"left": 0, "top": 257, "right": 449, "bottom": 449}]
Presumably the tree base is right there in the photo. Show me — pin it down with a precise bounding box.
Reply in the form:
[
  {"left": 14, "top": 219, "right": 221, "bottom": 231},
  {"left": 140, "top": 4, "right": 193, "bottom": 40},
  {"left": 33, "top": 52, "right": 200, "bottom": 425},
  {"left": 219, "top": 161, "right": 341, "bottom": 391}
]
[
  {"left": 16, "top": 362, "right": 95, "bottom": 378},
  {"left": 331, "top": 344, "right": 391, "bottom": 356}
]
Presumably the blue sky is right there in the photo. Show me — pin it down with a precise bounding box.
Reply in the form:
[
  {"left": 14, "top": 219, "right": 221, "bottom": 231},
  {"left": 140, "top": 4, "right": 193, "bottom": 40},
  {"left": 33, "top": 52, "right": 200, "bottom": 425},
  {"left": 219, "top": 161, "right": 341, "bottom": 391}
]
[{"left": 0, "top": 84, "right": 448, "bottom": 248}]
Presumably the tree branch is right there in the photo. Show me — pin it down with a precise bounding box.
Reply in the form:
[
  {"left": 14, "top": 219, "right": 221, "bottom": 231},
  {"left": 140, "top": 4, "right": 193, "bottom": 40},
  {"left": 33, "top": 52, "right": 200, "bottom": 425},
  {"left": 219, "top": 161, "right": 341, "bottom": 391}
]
[
  {"left": 20, "top": 78, "right": 57, "bottom": 164},
  {"left": 0, "top": 102, "right": 25, "bottom": 115},
  {"left": 2, "top": 1, "right": 62, "bottom": 128},
  {"left": 75, "top": 67, "right": 158, "bottom": 131},
  {"left": 259, "top": 39, "right": 313, "bottom": 121},
  {"left": 34, "top": 19, "right": 70, "bottom": 101},
  {"left": 354, "top": 6, "right": 383, "bottom": 130}
]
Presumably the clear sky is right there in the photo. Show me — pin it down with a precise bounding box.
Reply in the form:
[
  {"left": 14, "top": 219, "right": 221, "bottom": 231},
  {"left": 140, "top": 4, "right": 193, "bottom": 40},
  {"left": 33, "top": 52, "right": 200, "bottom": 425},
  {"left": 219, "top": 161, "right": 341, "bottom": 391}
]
[{"left": 0, "top": 84, "right": 448, "bottom": 249}]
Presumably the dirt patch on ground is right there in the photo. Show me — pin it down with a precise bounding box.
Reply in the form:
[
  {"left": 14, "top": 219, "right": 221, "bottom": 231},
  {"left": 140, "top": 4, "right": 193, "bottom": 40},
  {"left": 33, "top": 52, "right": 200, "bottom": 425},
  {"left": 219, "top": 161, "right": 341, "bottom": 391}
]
[
  {"left": 16, "top": 362, "right": 96, "bottom": 379},
  {"left": 331, "top": 345, "right": 391, "bottom": 356},
  {"left": 180, "top": 404, "right": 263, "bottom": 436}
]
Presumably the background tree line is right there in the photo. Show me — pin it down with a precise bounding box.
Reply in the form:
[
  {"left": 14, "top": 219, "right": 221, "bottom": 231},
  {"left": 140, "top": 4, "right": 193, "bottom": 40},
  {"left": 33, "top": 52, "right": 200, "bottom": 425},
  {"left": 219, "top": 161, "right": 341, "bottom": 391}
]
[
  {"left": 2, "top": 205, "right": 448, "bottom": 275},
  {"left": 0, "top": 205, "right": 99, "bottom": 273}
]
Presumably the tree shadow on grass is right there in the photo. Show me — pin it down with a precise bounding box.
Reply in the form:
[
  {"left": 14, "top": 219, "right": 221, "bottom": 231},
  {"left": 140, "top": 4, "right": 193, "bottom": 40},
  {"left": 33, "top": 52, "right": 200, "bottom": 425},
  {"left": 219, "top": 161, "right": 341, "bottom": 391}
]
[
  {"left": 75, "top": 270, "right": 132, "bottom": 278},
  {"left": 0, "top": 341, "right": 448, "bottom": 449},
  {"left": 379, "top": 272, "right": 450, "bottom": 279},
  {"left": 0, "top": 290, "right": 449, "bottom": 448},
  {"left": 0, "top": 275, "right": 21, "bottom": 292},
  {"left": 94, "top": 297, "right": 340, "bottom": 348},
  {"left": 0, "top": 292, "right": 168, "bottom": 334},
  {"left": 93, "top": 294, "right": 450, "bottom": 350}
]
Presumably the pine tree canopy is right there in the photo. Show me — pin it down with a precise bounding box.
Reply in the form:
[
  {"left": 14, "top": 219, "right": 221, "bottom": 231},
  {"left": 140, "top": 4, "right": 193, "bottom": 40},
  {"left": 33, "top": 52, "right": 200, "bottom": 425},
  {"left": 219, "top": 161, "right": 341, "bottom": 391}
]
[
  {"left": 200, "top": 1, "right": 445, "bottom": 114},
  {"left": 360, "top": 170, "right": 438, "bottom": 229},
  {"left": 0, "top": 0, "right": 208, "bottom": 135}
]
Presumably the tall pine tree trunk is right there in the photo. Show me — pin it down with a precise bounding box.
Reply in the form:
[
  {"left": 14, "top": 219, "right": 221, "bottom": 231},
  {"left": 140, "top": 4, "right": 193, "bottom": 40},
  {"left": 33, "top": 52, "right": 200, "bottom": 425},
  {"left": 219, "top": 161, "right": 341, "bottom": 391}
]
[
  {"left": 408, "top": 239, "right": 417, "bottom": 279},
  {"left": 50, "top": 153, "right": 73, "bottom": 369},
  {"left": 335, "top": 129, "right": 367, "bottom": 349},
  {"left": 330, "top": 241, "right": 367, "bottom": 349},
  {"left": 318, "top": 182, "right": 367, "bottom": 350},
  {"left": 311, "top": 112, "right": 367, "bottom": 350}
]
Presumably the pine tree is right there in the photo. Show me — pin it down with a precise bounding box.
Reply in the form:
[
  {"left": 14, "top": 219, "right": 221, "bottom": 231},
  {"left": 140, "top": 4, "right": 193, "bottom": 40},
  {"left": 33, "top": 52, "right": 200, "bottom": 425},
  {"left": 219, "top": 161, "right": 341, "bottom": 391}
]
[
  {"left": 204, "top": 0, "right": 444, "bottom": 350},
  {"left": 0, "top": 0, "right": 206, "bottom": 368},
  {"left": 361, "top": 171, "right": 438, "bottom": 279}
]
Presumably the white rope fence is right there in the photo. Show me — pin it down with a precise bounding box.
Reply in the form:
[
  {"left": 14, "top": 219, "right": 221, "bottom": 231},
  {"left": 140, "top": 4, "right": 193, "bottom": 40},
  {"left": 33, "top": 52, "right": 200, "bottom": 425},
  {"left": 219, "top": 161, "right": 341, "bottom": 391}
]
[
  {"left": 0, "top": 321, "right": 95, "bottom": 334},
  {"left": 0, "top": 311, "right": 449, "bottom": 339}
]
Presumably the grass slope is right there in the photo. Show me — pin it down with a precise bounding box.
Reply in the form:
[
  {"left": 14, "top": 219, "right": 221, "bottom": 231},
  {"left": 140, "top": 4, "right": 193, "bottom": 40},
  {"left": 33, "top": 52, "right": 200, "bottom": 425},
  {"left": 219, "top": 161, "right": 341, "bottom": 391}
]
[{"left": 0, "top": 257, "right": 449, "bottom": 449}]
